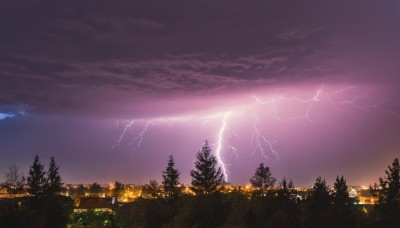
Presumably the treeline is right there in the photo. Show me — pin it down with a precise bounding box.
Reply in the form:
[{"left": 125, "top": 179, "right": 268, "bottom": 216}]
[
  {"left": 115, "top": 141, "right": 400, "bottom": 228},
  {"left": 0, "top": 140, "right": 399, "bottom": 227},
  {"left": 0, "top": 155, "right": 73, "bottom": 227}
]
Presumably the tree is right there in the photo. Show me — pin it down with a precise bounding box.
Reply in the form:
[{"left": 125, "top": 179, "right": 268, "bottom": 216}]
[
  {"left": 250, "top": 163, "right": 276, "bottom": 196},
  {"left": 277, "top": 177, "right": 296, "bottom": 202},
  {"left": 89, "top": 182, "right": 102, "bottom": 196},
  {"left": 27, "top": 155, "right": 47, "bottom": 197},
  {"left": 377, "top": 158, "right": 400, "bottom": 205},
  {"left": 4, "top": 164, "right": 25, "bottom": 196},
  {"left": 142, "top": 180, "right": 161, "bottom": 198},
  {"left": 272, "top": 178, "right": 299, "bottom": 227},
  {"left": 370, "top": 158, "right": 400, "bottom": 227},
  {"left": 76, "top": 184, "right": 85, "bottom": 198},
  {"left": 112, "top": 181, "right": 124, "bottom": 198},
  {"left": 162, "top": 155, "right": 182, "bottom": 199},
  {"left": 190, "top": 140, "right": 224, "bottom": 194},
  {"left": 332, "top": 175, "right": 357, "bottom": 228},
  {"left": 333, "top": 175, "right": 352, "bottom": 209},
  {"left": 306, "top": 177, "right": 332, "bottom": 228},
  {"left": 45, "top": 156, "right": 63, "bottom": 196}
]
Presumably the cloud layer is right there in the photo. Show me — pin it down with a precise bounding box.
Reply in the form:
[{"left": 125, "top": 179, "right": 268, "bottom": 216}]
[{"left": 1, "top": 0, "right": 399, "bottom": 117}]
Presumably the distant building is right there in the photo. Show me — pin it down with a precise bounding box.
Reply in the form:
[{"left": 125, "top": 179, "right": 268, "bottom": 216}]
[
  {"left": 358, "top": 189, "right": 377, "bottom": 204},
  {"left": 74, "top": 197, "right": 115, "bottom": 212}
]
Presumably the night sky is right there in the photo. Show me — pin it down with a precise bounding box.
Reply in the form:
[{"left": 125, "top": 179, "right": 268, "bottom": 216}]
[{"left": 1, "top": 0, "right": 400, "bottom": 186}]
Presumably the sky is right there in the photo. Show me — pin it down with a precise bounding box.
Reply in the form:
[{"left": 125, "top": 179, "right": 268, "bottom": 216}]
[{"left": 1, "top": 0, "right": 400, "bottom": 186}]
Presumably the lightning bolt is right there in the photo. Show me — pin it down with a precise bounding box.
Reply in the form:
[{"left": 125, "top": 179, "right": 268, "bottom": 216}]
[
  {"left": 215, "top": 111, "right": 230, "bottom": 182},
  {"left": 251, "top": 116, "right": 280, "bottom": 161},
  {"left": 114, "top": 84, "right": 400, "bottom": 182}
]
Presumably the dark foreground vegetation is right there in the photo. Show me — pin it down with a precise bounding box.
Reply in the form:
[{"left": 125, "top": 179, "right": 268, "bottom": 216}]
[{"left": 0, "top": 140, "right": 399, "bottom": 227}]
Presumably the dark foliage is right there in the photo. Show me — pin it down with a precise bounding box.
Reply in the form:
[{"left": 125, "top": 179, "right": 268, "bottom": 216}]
[
  {"left": 112, "top": 181, "right": 124, "bottom": 198},
  {"left": 0, "top": 196, "right": 73, "bottom": 228},
  {"left": 27, "top": 155, "right": 47, "bottom": 197},
  {"left": 162, "top": 155, "right": 182, "bottom": 199},
  {"left": 250, "top": 163, "right": 276, "bottom": 196},
  {"left": 190, "top": 140, "right": 224, "bottom": 195},
  {"left": 116, "top": 198, "right": 170, "bottom": 228},
  {"left": 45, "top": 156, "right": 63, "bottom": 196},
  {"left": 70, "top": 210, "right": 115, "bottom": 228},
  {"left": 305, "top": 176, "right": 332, "bottom": 228},
  {"left": 142, "top": 180, "right": 161, "bottom": 199},
  {"left": 370, "top": 158, "right": 400, "bottom": 227},
  {"left": 89, "top": 182, "right": 102, "bottom": 196}
]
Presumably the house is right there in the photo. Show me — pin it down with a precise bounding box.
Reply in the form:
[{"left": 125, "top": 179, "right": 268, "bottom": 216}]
[{"left": 74, "top": 197, "right": 115, "bottom": 212}]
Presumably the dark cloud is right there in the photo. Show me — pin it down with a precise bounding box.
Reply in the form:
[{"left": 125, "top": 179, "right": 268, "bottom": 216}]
[
  {"left": 1, "top": 0, "right": 400, "bottom": 185},
  {"left": 1, "top": 0, "right": 399, "bottom": 117}
]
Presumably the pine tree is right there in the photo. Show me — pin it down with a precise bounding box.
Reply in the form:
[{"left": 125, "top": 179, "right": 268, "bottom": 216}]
[
  {"left": 370, "top": 158, "right": 400, "bottom": 226},
  {"left": 333, "top": 175, "right": 352, "bottom": 208},
  {"left": 332, "top": 175, "right": 356, "bottom": 227},
  {"left": 306, "top": 177, "right": 332, "bottom": 227},
  {"left": 250, "top": 163, "right": 276, "bottom": 196},
  {"left": 378, "top": 158, "right": 400, "bottom": 205},
  {"left": 27, "top": 155, "right": 47, "bottom": 197},
  {"left": 45, "top": 156, "right": 63, "bottom": 196},
  {"left": 162, "top": 155, "right": 182, "bottom": 198},
  {"left": 190, "top": 140, "right": 224, "bottom": 195}
]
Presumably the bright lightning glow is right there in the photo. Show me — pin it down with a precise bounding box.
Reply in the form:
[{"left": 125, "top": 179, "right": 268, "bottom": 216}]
[
  {"left": 251, "top": 116, "right": 280, "bottom": 161},
  {"left": 215, "top": 111, "right": 230, "bottom": 182},
  {"left": 114, "top": 84, "right": 400, "bottom": 182}
]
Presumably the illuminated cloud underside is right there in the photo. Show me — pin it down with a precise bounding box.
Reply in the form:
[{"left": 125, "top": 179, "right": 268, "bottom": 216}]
[{"left": 114, "top": 84, "right": 400, "bottom": 182}]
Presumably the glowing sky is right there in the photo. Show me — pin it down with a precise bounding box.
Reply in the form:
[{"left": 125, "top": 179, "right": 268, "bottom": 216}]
[{"left": 1, "top": 0, "right": 400, "bottom": 186}]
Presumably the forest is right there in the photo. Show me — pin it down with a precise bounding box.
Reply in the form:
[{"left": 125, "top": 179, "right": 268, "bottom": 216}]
[{"left": 0, "top": 140, "right": 399, "bottom": 228}]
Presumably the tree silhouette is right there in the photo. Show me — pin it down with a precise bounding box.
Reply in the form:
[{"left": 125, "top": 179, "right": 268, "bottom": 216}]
[
  {"left": 27, "top": 155, "right": 47, "bottom": 197},
  {"left": 112, "top": 181, "right": 124, "bottom": 198},
  {"left": 4, "top": 164, "right": 25, "bottom": 196},
  {"left": 332, "top": 175, "right": 356, "bottom": 227},
  {"left": 333, "top": 175, "right": 352, "bottom": 209},
  {"left": 370, "top": 158, "right": 400, "bottom": 227},
  {"left": 142, "top": 180, "right": 161, "bottom": 198},
  {"left": 306, "top": 177, "right": 332, "bottom": 228},
  {"left": 89, "top": 182, "right": 102, "bottom": 196},
  {"left": 250, "top": 163, "right": 276, "bottom": 196},
  {"left": 45, "top": 156, "right": 63, "bottom": 196},
  {"left": 162, "top": 155, "right": 182, "bottom": 199},
  {"left": 75, "top": 184, "right": 85, "bottom": 199},
  {"left": 277, "top": 177, "right": 296, "bottom": 202},
  {"left": 190, "top": 140, "right": 224, "bottom": 194}
]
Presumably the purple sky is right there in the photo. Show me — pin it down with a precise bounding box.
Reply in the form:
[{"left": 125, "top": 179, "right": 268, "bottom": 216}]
[{"left": 1, "top": 0, "right": 400, "bottom": 186}]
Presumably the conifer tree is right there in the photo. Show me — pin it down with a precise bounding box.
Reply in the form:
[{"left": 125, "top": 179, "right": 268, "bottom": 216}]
[
  {"left": 333, "top": 175, "right": 352, "bottom": 208},
  {"left": 190, "top": 140, "right": 224, "bottom": 194},
  {"left": 45, "top": 156, "right": 63, "bottom": 196},
  {"left": 377, "top": 158, "right": 400, "bottom": 205},
  {"left": 250, "top": 163, "right": 276, "bottom": 196},
  {"left": 370, "top": 158, "right": 400, "bottom": 226},
  {"left": 27, "top": 155, "right": 47, "bottom": 197},
  {"left": 162, "top": 155, "right": 182, "bottom": 198},
  {"left": 306, "top": 177, "right": 332, "bottom": 227},
  {"left": 332, "top": 175, "right": 356, "bottom": 227}
]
